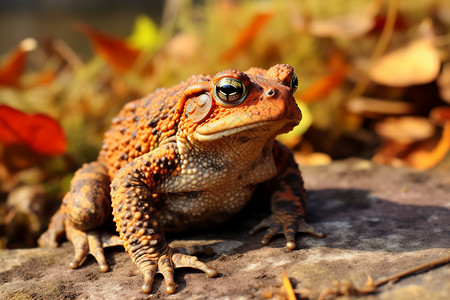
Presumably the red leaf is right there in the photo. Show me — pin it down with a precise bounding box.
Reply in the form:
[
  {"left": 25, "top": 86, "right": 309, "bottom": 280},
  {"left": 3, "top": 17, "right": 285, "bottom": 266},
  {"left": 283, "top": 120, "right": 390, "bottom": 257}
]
[
  {"left": 220, "top": 12, "right": 273, "bottom": 62},
  {"left": 0, "top": 105, "right": 67, "bottom": 155},
  {"left": 0, "top": 39, "right": 36, "bottom": 87},
  {"left": 76, "top": 22, "right": 142, "bottom": 73}
]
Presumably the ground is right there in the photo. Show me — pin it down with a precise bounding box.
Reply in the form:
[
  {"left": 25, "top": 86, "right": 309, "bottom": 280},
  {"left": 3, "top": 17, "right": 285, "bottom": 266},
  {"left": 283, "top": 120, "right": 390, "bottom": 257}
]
[{"left": 1, "top": 159, "right": 449, "bottom": 299}]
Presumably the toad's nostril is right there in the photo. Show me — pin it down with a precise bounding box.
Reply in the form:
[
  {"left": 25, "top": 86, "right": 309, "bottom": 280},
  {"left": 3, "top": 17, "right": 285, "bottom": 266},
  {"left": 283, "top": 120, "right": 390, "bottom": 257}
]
[{"left": 267, "top": 89, "right": 275, "bottom": 97}]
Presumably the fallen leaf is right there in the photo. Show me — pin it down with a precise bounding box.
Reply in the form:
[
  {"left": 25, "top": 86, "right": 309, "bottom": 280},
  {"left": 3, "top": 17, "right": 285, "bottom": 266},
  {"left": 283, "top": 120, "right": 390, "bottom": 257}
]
[
  {"left": 375, "top": 116, "right": 435, "bottom": 144},
  {"left": 220, "top": 12, "right": 273, "bottom": 62},
  {"left": 409, "top": 121, "right": 450, "bottom": 170},
  {"left": 0, "top": 105, "right": 66, "bottom": 155},
  {"left": 372, "top": 141, "right": 411, "bottom": 167},
  {"left": 281, "top": 268, "right": 297, "bottom": 300},
  {"left": 298, "top": 53, "right": 349, "bottom": 103},
  {"left": 372, "top": 116, "right": 436, "bottom": 167},
  {"left": 370, "top": 39, "right": 441, "bottom": 87},
  {"left": 294, "top": 151, "right": 332, "bottom": 166},
  {"left": 76, "top": 22, "right": 142, "bottom": 73},
  {"left": 0, "top": 38, "right": 37, "bottom": 87}
]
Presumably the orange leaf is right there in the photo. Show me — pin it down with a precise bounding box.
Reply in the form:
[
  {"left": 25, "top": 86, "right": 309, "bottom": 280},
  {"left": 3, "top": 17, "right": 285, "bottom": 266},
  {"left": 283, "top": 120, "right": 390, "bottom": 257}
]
[
  {"left": 0, "top": 39, "right": 36, "bottom": 87},
  {"left": 0, "top": 105, "right": 67, "bottom": 155},
  {"left": 32, "top": 70, "right": 56, "bottom": 86},
  {"left": 298, "top": 54, "right": 349, "bottom": 103},
  {"left": 76, "top": 22, "right": 142, "bottom": 72},
  {"left": 409, "top": 121, "right": 450, "bottom": 170},
  {"left": 281, "top": 268, "right": 297, "bottom": 300},
  {"left": 220, "top": 12, "right": 273, "bottom": 62}
]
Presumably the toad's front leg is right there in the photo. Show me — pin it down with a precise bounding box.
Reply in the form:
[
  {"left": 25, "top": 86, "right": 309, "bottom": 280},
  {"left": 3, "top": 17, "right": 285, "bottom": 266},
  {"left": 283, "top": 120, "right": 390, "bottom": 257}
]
[
  {"left": 250, "top": 142, "right": 325, "bottom": 250},
  {"left": 110, "top": 144, "right": 217, "bottom": 294}
]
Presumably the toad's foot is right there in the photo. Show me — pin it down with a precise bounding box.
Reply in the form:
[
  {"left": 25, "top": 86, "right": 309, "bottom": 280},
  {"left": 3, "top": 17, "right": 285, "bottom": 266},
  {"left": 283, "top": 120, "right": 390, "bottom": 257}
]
[
  {"left": 138, "top": 247, "right": 218, "bottom": 294},
  {"left": 65, "top": 223, "right": 122, "bottom": 272},
  {"left": 249, "top": 214, "right": 325, "bottom": 250}
]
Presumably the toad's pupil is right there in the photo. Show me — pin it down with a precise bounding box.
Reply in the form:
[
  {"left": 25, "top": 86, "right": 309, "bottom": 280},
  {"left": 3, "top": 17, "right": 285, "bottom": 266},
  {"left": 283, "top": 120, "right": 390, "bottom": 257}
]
[
  {"left": 218, "top": 84, "right": 241, "bottom": 101},
  {"left": 213, "top": 77, "right": 248, "bottom": 106}
]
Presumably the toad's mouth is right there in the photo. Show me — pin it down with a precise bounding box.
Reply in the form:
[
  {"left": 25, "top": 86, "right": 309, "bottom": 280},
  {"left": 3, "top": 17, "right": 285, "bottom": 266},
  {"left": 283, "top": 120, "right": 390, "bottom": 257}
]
[{"left": 193, "top": 118, "right": 300, "bottom": 142}]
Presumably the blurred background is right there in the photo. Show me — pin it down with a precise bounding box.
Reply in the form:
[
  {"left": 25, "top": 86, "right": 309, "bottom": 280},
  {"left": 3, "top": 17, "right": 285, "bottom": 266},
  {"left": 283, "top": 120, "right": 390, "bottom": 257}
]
[
  {"left": 0, "top": 0, "right": 165, "bottom": 58},
  {"left": 1, "top": 0, "right": 449, "bottom": 248}
]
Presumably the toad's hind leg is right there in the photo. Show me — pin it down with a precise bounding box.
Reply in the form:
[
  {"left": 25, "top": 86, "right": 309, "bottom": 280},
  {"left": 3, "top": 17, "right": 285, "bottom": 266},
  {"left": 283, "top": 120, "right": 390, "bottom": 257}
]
[{"left": 39, "top": 162, "right": 122, "bottom": 272}]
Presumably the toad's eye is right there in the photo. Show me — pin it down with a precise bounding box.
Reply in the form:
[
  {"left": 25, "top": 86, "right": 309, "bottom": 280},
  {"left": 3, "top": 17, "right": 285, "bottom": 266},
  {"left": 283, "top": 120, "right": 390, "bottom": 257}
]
[
  {"left": 290, "top": 73, "right": 298, "bottom": 94},
  {"left": 214, "top": 78, "right": 248, "bottom": 106}
]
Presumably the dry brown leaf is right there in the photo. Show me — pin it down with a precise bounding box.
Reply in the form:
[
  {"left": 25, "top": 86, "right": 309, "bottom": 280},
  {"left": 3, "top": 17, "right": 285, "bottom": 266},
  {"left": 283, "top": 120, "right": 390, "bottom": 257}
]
[
  {"left": 373, "top": 113, "right": 450, "bottom": 169},
  {"left": 370, "top": 39, "right": 440, "bottom": 87},
  {"left": 375, "top": 116, "right": 435, "bottom": 144}
]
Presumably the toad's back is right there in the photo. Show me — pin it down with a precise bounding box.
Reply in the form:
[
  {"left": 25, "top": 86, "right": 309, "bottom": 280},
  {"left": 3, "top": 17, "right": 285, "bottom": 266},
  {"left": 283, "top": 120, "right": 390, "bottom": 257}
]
[{"left": 98, "top": 74, "right": 211, "bottom": 178}]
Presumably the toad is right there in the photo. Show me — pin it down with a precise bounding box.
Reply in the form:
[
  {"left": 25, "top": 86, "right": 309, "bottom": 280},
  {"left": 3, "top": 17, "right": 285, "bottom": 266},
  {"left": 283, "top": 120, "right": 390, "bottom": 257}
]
[{"left": 39, "top": 64, "right": 324, "bottom": 294}]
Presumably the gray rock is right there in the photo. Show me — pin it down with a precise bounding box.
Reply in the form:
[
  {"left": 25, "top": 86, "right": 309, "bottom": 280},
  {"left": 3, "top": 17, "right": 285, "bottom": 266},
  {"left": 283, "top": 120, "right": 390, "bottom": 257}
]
[{"left": 1, "top": 159, "right": 449, "bottom": 299}]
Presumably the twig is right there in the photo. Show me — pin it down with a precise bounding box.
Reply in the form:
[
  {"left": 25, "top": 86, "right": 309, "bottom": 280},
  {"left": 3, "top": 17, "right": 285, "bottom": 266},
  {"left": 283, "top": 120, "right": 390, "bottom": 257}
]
[
  {"left": 373, "top": 253, "right": 450, "bottom": 287},
  {"left": 295, "top": 253, "right": 450, "bottom": 300}
]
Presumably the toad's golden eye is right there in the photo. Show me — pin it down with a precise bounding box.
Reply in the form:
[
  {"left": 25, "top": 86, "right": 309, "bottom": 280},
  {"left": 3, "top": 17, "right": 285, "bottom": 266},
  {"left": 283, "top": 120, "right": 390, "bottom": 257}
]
[
  {"left": 213, "top": 78, "right": 248, "bottom": 106},
  {"left": 290, "top": 73, "right": 298, "bottom": 94}
]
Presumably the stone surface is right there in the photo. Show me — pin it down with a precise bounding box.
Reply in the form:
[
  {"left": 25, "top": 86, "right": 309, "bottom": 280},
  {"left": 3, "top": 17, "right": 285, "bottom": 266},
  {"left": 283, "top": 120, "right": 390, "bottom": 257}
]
[{"left": 1, "top": 159, "right": 449, "bottom": 299}]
